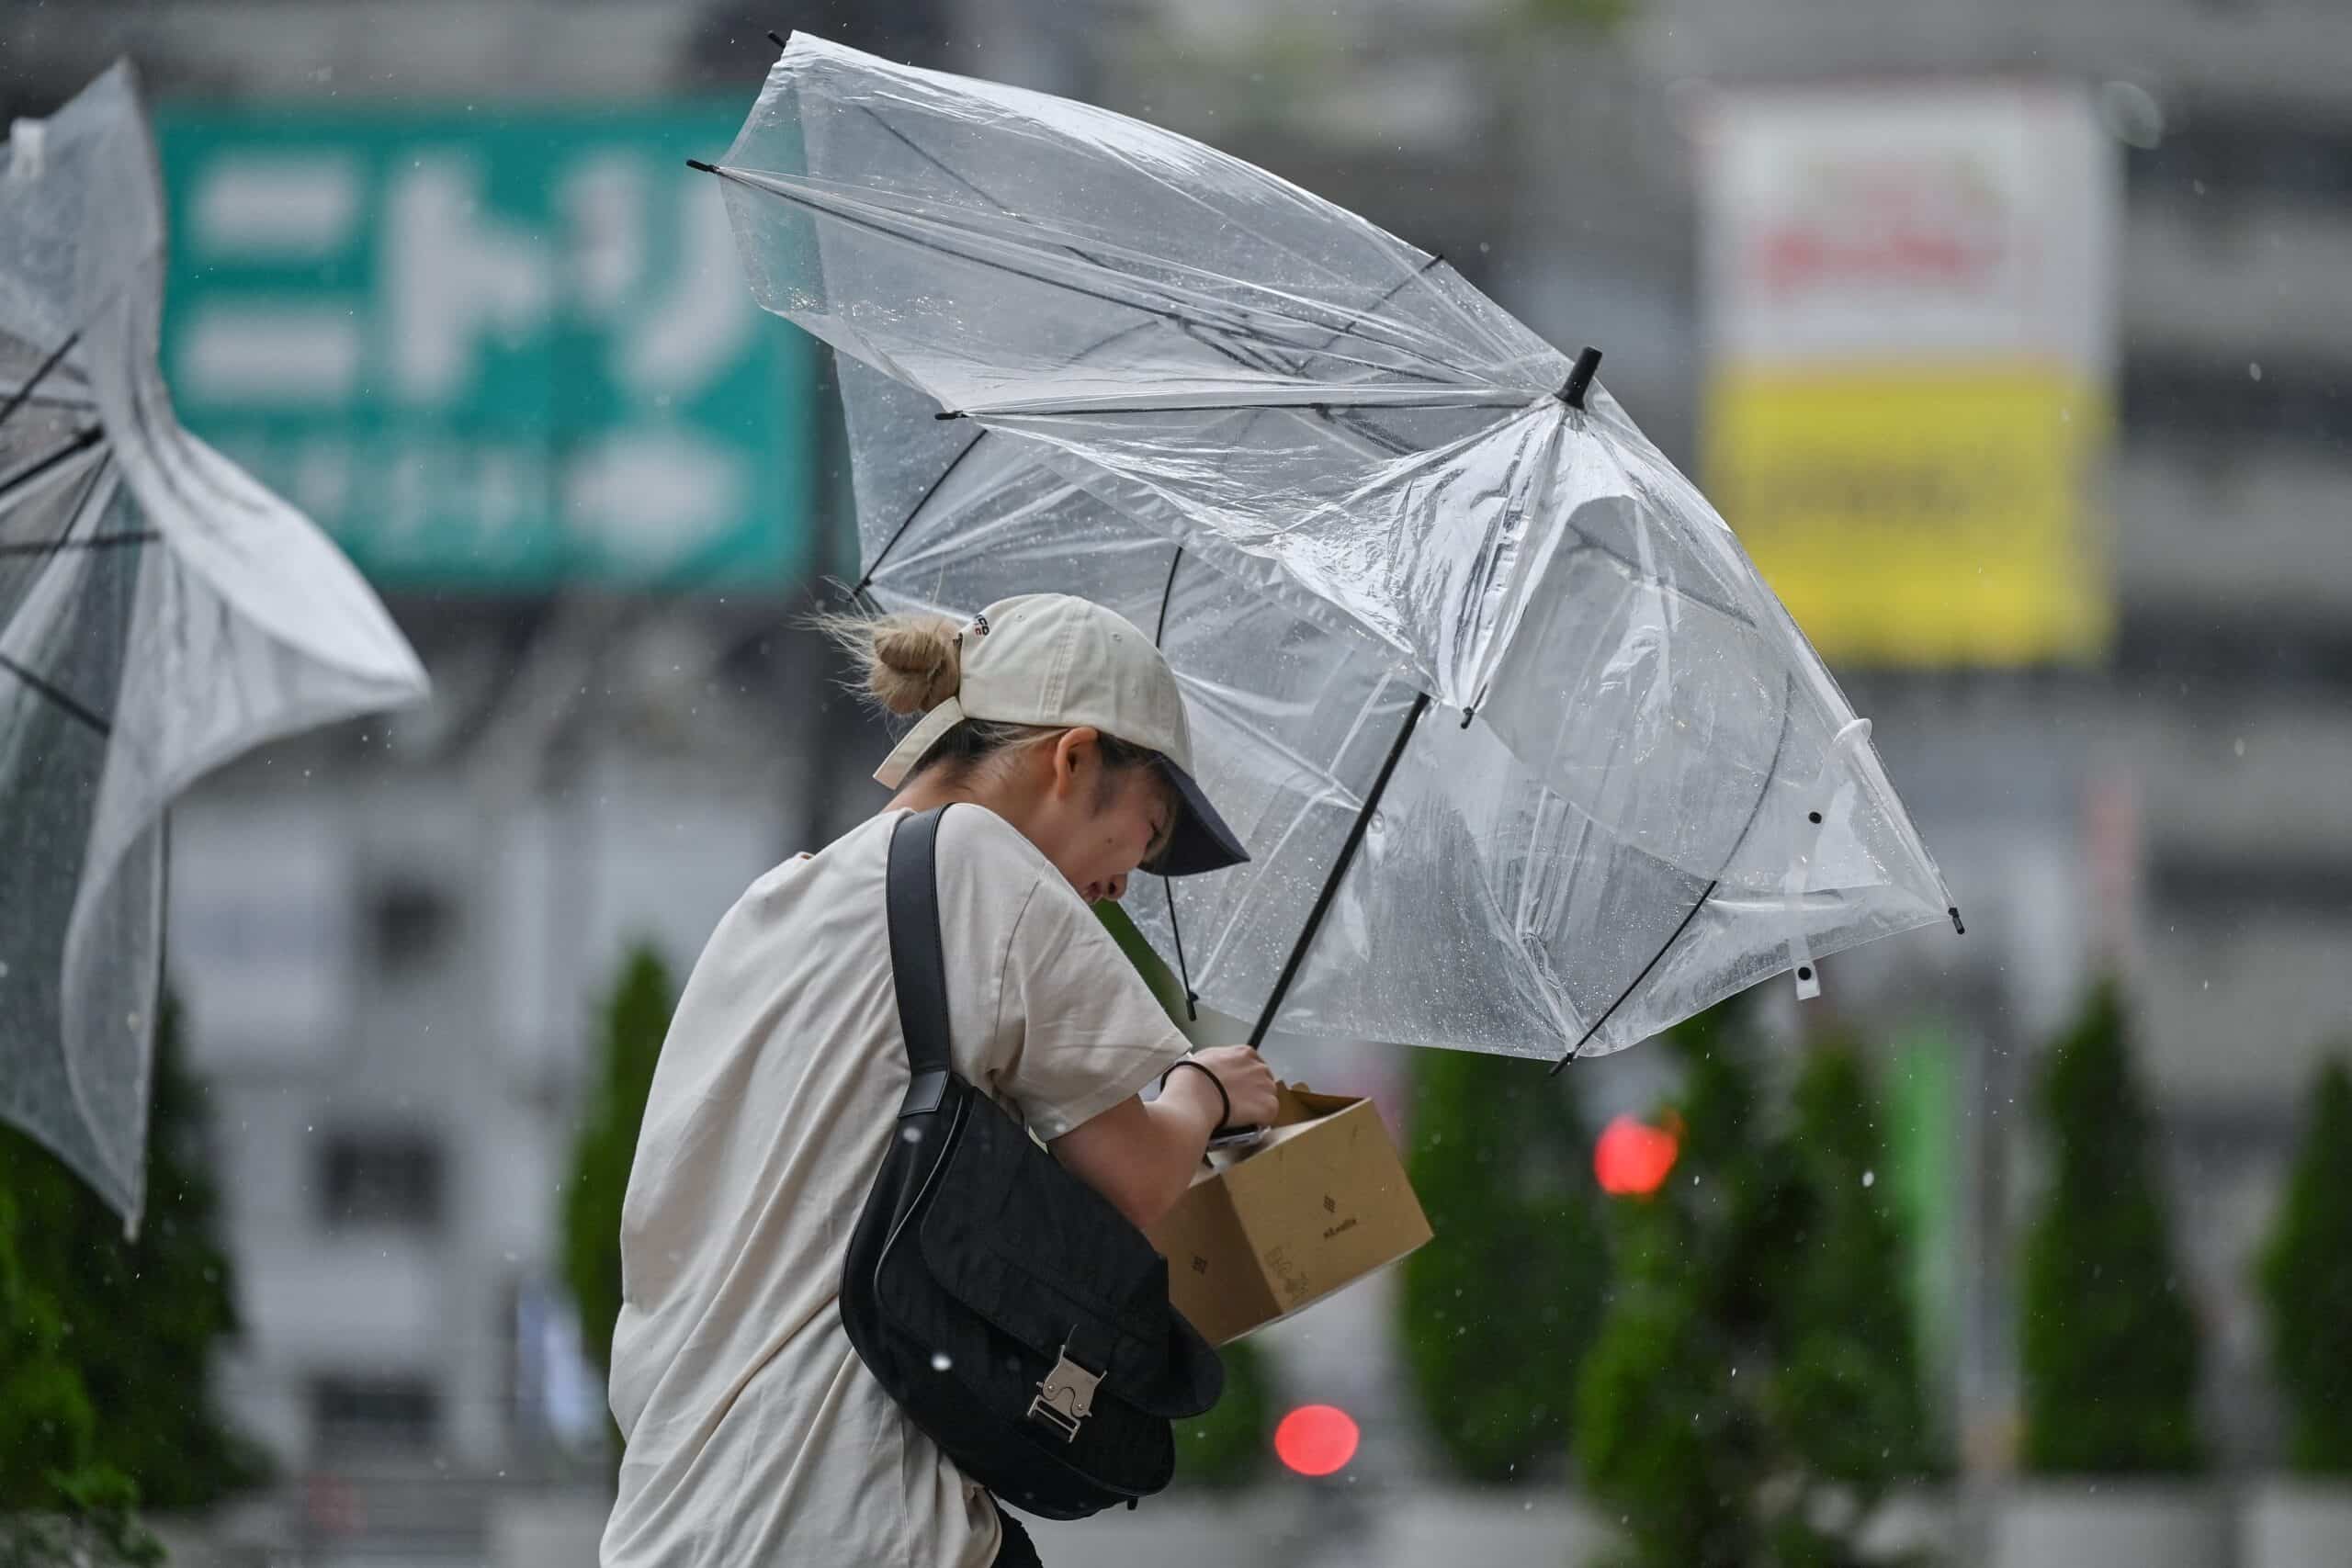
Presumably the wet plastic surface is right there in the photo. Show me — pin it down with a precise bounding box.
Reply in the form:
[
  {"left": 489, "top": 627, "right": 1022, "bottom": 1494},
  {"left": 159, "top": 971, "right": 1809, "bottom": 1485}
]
[
  {"left": 0, "top": 65, "right": 427, "bottom": 1225},
  {"left": 714, "top": 36, "right": 1952, "bottom": 1060}
]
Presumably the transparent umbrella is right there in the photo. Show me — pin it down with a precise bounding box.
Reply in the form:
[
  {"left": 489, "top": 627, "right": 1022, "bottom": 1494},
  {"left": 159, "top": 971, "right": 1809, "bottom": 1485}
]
[
  {"left": 1, "top": 63, "right": 429, "bottom": 1229},
  {"left": 700, "top": 34, "right": 1958, "bottom": 1062}
]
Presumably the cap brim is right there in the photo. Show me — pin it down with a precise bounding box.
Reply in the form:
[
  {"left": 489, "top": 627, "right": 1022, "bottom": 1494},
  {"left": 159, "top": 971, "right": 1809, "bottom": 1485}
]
[{"left": 1144, "top": 758, "right": 1250, "bottom": 877}]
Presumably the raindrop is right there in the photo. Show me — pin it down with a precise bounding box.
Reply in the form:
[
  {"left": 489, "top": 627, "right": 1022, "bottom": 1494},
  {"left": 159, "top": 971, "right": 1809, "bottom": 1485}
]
[
  {"left": 2233, "top": 738, "right": 2246, "bottom": 757},
  {"left": 900, "top": 1126, "right": 923, "bottom": 1144},
  {"left": 931, "top": 1350, "right": 953, "bottom": 1372},
  {"left": 0, "top": 961, "right": 9, "bottom": 979},
  {"left": 1862, "top": 1170, "right": 1876, "bottom": 1188},
  {"left": 2249, "top": 364, "right": 2265, "bottom": 382}
]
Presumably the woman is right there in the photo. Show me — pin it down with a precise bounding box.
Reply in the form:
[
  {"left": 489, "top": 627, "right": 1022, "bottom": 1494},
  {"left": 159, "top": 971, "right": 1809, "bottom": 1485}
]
[{"left": 599, "top": 593, "right": 1281, "bottom": 1568}]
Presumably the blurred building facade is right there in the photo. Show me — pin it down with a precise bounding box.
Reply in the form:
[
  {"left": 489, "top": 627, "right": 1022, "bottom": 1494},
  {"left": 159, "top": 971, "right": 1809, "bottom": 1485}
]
[{"left": 4, "top": 0, "right": 2346, "bottom": 1528}]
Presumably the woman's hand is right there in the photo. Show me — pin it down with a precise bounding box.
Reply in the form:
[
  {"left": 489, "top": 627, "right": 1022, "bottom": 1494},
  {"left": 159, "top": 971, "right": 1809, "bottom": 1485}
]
[
  {"left": 1192, "top": 1044, "right": 1278, "bottom": 1129},
  {"left": 1049, "top": 1045, "right": 1281, "bottom": 1230}
]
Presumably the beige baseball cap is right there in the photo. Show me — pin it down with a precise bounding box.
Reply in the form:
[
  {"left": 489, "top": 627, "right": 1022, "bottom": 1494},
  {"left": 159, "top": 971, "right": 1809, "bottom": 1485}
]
[{"left": 872, "top": 593, "right": 1250, "bottom": 876}]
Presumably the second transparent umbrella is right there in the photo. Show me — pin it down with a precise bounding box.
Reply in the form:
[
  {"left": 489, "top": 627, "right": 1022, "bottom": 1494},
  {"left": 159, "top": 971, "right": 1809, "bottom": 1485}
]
[{"left": 703, "top": 35, "right": 1959, "bottom": 1062}]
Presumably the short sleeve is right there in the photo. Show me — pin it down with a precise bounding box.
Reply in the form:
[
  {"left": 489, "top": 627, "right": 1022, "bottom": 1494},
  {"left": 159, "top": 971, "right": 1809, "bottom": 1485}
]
[
  {"left": 987, "top": 877, "right": 1193, "bottom": 1139},
  {"left": 925, "top": 807, "right": 1190, "bottom": 1141}
]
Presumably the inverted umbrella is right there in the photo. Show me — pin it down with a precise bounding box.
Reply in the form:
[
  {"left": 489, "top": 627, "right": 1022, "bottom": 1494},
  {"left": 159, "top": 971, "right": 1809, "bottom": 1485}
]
[
  {"left": 699, "top": 35, "right": 1958, "bottom": 1062},
  {"left": 1, "top": 63, "right": 430, "bottom": 1229}
]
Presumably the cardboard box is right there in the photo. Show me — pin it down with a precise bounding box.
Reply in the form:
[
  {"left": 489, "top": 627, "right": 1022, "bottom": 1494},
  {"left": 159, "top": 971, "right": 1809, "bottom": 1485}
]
[{"left": 1147, "top": 1083, "right": 1433, "bottom": 1346}]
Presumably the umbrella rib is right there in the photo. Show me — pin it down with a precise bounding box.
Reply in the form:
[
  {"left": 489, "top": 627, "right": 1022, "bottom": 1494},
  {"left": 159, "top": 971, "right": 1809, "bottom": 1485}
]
[
  {"left": 0, "top": 425, "right": 106, "bottom": 505},
  {"left": 711, "top": 155, "right": 1463, "bottom": 386},
  {"left": 714, "top": 163, "right": 1349, "bottom": 371},
  {"left": 0, "top": 331, "right": 81, "bottom": 434},
  {"left": 0, "top": 528, "right": 154, "bottom": 559},
  {"left": 1204, "top": 254, "right": 1453, "bottom": 461},
  {"left": 1, "top": 456, "right": 117, "bottom": 588},
  {"left": 850, "top": 107, "right": 1466, "bottom": 383},
  {"left": 1175, "top": 320, "right": 1419, "bottom": 460},
  {"left": 1153, "top": 544, "right": 1182, "bottom": 646},
  {"left": 0, "top": 650, "right": 113, "bottom": 737},
  {"left": 1247, "top": 686, "right": 1432, "bottom": 1050},
  {"left": 854, "top": 317, "right": 1162, "bottom": 601},
  {"left": 949, "top": 387, "right": 1530, "bottom": 420},
  {"left": 1546, "top": 880, "right": 1720, "bottom": 1077},
  {"left": 1545, "top": 677, "right": 1796, "bottom": 1071},
  {"left": 855, "top": 429, "right": 988, "bottom": 596}
]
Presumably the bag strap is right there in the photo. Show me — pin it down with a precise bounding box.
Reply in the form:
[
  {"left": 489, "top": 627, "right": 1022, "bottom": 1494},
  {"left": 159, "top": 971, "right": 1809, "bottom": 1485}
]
[{"left": 887, "top": 807, "right": 955, "bottom": 1118}]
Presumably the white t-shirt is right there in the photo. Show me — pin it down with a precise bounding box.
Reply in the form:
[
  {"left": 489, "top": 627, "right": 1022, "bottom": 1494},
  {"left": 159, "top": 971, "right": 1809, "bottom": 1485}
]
[{"left": 600, "top": 804, "right": 1192, "bottom": 1568}]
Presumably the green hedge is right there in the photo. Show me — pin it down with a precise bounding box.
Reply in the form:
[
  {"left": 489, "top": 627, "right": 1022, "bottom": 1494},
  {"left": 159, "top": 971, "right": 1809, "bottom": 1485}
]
[
  {"left": 2018, "top": 980, "right": 2202, "bottom": 1474},
  {"left": 1775, "top": 1039, "right": 1934, "bottom": 1494},
  {"left": 1399, "top": 1044, "right": 1605, "bottom": 1483},
  {"left": 1175, "top": 1335, "right": 1274, "bottom": 1488},
  {"left": 2257, "top": 1054, "right": 2352, "bottom": 1473},
  {"left": 561, "top": 944, "right": 678, "bottom": 1462},
  {"left": 1576, "top": 1009, "right": 1934, "bottom": 1568},
  {"left": 0, "top": 994, "right": 251, "bottom": 1563}
]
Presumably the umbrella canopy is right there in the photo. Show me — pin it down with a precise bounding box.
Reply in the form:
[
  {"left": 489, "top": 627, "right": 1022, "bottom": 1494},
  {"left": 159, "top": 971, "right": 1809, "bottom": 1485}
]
[
  {"left": 1, "top": 63, "right": 429, "bottom": 1228},
  {"left": 703, "top": 35, "right": 1956, "bottom": 1062}
]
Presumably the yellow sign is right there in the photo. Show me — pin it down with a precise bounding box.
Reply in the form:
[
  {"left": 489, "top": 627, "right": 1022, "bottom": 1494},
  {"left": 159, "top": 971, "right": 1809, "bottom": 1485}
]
[{"left": 1704, "top": 365, "right": 2110, "bottom": 666}]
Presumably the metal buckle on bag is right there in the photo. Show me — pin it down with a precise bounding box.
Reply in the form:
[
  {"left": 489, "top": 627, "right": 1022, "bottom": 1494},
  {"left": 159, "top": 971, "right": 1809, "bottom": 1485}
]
[{"left": 1025, "top": 1344, "right": 1103, "bottom": 1442}]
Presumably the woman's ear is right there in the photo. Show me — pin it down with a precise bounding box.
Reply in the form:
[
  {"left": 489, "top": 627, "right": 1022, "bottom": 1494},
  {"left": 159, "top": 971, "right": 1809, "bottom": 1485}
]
[{"left": 1053, "top": 726, "right": 1102, "bottom": 791}]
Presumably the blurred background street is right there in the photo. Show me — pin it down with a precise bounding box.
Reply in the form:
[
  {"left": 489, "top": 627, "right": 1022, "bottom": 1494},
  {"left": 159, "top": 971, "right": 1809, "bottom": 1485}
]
[{"left": 3, "top": 0, "right": 2348, "bottom": 1563}]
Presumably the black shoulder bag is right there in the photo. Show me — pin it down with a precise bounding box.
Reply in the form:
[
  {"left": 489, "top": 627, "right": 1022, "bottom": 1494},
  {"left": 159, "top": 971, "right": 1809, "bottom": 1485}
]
[{"left": 841, "top": 806, "right": 1224, "bottom": 1520}]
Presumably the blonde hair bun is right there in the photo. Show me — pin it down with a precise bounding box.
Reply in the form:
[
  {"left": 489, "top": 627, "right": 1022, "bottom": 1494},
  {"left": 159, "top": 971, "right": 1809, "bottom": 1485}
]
[{"left": 819, "top": 610, "right": 962, "bottom": 716}]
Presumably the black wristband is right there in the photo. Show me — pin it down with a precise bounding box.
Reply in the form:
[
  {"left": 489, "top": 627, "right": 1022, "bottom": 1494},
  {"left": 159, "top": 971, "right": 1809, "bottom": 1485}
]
[{"left": 1160, "top": 1057, "right": 1230, "bottom": 1130}]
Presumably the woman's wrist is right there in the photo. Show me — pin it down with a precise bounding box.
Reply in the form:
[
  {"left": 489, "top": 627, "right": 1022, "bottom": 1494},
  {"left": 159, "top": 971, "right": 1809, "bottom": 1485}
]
[{"left": 1159, "top": 1057, "right": 1229, "bottom": 1133}]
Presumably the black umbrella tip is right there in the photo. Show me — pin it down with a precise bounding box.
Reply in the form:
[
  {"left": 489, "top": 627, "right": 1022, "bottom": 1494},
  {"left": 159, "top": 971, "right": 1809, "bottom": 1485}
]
[
  {"left": 768, "top": 29, "right": 788, "bottom": 50},
  {"left": 1558, "top": 346, "right": 1603, "bottom": 411},
  {"left": 1949, "top": 906, "right": 1966, "bottom": 936},
  {"left": 685, "top": 158, "right": 718, "bottom": 175}
]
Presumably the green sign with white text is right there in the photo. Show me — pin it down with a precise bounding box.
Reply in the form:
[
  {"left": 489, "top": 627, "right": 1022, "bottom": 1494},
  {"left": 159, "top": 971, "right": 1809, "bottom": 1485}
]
[{"left": 157, "top": 105, "right": 817, "bottom": 591}]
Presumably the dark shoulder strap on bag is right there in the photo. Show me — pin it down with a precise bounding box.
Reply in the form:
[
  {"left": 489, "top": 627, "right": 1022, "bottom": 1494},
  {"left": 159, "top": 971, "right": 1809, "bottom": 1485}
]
[{"left": 887, "top": 807, "right": 952, "bottom": 1118}]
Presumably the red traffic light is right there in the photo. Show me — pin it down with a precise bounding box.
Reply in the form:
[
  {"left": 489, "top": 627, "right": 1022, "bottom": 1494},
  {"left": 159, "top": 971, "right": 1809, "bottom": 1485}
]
[
  {"left": 1274, "top": 1404, "right": 1360, "bottom": 1477},
  {"left": 1594, "top": 1112, "right": 1680, "bottom": 1197}
]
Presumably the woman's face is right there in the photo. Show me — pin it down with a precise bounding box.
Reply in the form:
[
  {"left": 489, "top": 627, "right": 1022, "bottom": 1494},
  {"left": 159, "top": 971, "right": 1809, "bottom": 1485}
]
[{"left": 1022, "top": 728, "right": 1179, "bottom": 905}]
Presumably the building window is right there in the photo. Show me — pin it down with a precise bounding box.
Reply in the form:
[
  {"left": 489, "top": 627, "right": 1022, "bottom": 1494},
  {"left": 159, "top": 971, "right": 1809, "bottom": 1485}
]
[
  {"left": 368, "top": 874, "right": 455, "bottom": 975},
  {"left": 311, "top": 1374, "right": 440, "bottom": 1456},
  {"left": 319, "top": 1128, "right": 445, "bottom": 1230}
]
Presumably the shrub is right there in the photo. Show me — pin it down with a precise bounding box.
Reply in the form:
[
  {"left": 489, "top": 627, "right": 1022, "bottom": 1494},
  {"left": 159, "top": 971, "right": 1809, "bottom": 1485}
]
[
  {"left": 1773, "top": 1040, "right": 1935, "bottom": 1525},
  {"left": 2256, "top": 1054, "right": 2352, "bottom": 1473},
  {"left": 1400, "top": 1043, "right": 1606, "bottom": 1483},
  {"left": 560, "top": 945, "right": 678, "bottom": 1459},
  {"left": 2018, "top": 979, "right": 2202, "bottom": 1474},
  {"left": 1576, "top": 1009, "right": 1934, "bottom": 1568},
  {"left": 0, "top": 1191, "right": 159, "bottom": 1567},
  {"left": 0, "top": 992, "right": 267, "bottom": 1513},
  {"left": 1577, "top": 1005, "right": 1785, "bottom": 1566},
  {"left": 1175, "top": 1336, "right": 1274, "bottom": 1487}
]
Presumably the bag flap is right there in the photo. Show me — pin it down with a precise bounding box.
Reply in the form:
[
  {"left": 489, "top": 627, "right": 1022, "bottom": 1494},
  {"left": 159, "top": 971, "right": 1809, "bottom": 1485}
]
[{"left": 915, "top": 1095, "right": 1221, "bottom": 1418}]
